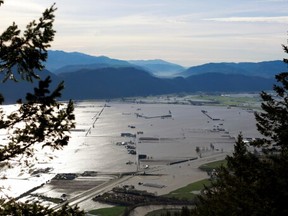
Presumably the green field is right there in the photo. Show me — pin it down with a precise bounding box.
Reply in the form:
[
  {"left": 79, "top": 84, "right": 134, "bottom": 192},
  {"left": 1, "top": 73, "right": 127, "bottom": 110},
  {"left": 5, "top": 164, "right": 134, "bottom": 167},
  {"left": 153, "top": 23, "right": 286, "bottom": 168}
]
[
  {"left": 164, "top": 179, "right": 211, "bottom": 200},
  {"left": 199, "top": 159, "right": 227, "bottom": 172},
  {"left": 146, "top": 208, "right": 182, "bottom": 216},
  {"left": 191, "top": 94, "right": 261, "bottom": 108},
  {"left": 88, "top": 160, "right": 227, "bottom": 215},
  {"left": 88, "top": 206, "right": 126, "bottom": 216},
  {"left": 164, "top": 159, "right": 227, "bottom": 200}
]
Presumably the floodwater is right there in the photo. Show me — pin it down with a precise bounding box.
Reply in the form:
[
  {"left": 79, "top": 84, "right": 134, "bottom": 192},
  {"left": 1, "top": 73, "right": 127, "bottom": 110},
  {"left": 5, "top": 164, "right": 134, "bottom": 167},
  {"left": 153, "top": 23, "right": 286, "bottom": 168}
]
[
  {"left": 0, "top": 99, "right": 261, "bottom": 197},
  {"left": 51, "top": 101, "right": 260, "bottom": 173}
]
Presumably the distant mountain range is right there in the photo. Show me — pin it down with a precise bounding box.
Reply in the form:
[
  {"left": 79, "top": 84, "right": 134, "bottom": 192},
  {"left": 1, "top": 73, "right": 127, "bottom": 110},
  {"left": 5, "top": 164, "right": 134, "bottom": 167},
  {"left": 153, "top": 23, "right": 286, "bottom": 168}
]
[
  {"left": 59, "top": 67, "right": 180, "bottom": 100},
  {"left": 0, "top": 70, "right": 62, "bottom": 104},
  {"left": 45, "top": 50, "right": 131, "bottom": 73},
  {"left": 1, "top": 50, "right": 286, "bottom": 103},
  {"left": 45, "top": 50, "right": 185, "bottom": 77},
  {"left": 58, "top": 68, "right": 274, "bottom": 100},
  {"left": 179, "top": 61, "right": 287, "bottom": 78},
  {"left": 45, "top": 50, "right": 287, "bottom": 78},
  {"left": 128, "top": 59, "right": 185, "bottom": 77}
]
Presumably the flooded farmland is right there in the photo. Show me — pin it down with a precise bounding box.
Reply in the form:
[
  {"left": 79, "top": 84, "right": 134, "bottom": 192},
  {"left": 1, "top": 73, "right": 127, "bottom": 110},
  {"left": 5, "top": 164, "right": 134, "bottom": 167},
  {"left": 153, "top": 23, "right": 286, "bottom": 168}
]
[{"left": 0, "top": 95, "right": 262, "bottom": 200}]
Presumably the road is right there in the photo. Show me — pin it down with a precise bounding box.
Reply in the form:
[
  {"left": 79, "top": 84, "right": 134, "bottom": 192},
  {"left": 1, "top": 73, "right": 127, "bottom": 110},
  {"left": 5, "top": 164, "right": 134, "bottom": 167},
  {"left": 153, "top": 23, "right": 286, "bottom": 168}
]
[
  {"left": 52, "top": 174, "right": 134, "bottom": 210},
  {"left": 52, "top": 152, "right": 229, "bottom": 211}
]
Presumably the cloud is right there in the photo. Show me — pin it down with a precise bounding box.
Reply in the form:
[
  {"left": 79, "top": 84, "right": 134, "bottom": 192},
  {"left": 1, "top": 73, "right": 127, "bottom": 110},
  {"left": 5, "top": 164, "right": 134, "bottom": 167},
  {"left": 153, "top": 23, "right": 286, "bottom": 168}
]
[
  {"left": 4, "top": 0, "right": 49, "bottom": 13},
  {"left": 205, "top": 16, "right": 288, "bottom": 24},
  {"left": 259, "top": 0, "right": 288, "bottom": 2}
]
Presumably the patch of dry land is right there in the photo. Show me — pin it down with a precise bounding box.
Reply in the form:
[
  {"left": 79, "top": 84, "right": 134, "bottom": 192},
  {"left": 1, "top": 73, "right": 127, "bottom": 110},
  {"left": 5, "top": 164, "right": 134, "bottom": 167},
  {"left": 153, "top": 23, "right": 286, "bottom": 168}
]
[{"left": 11, "top": 95, "right": 261, "bottom": 210}]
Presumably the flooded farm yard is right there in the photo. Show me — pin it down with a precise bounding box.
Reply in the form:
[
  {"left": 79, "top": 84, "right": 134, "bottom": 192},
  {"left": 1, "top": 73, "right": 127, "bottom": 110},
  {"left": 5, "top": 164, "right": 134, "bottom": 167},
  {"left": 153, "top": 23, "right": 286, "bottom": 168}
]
[
  {"left": 0, "top": 97, "right": 262, "bottom": 207},
  {"left": 53, "top": 100, "right": 259, "bottom": 174}
]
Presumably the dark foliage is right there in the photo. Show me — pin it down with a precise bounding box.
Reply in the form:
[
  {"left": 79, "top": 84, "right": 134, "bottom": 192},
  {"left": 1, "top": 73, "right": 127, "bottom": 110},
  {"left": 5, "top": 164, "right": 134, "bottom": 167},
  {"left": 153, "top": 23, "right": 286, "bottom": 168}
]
[
  {"left": 190, "top": 43, "right": 288, "bottom": 215},
  {"left": 93, "top": 186, "right": 193, "bottom": 207},
  {"left": 0, "top": 200, "right": 84, "bottom": 216},
  {"left": 254, "top": 72, "right": 288, "bottom": 151},
  {"left": 0, "top": 4, "right": 56, "bottom": 82},
  {"left": 0, "top": 1, "right": 83, "bottom": 215},
  {"left": 0, "top": 77, "right": 75, "bottom": 162}
]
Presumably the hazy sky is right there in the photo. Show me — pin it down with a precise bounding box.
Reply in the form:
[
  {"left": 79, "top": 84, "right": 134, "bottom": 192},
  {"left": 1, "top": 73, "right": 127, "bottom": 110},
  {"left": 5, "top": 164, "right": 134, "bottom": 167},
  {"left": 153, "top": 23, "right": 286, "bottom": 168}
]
[{"left": 1, "top": 0, "right": 288, "bottom": 66}]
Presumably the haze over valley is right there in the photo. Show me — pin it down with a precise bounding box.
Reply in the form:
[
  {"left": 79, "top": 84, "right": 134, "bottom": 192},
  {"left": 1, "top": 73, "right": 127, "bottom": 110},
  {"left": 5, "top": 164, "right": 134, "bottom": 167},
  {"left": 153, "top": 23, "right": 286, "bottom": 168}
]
[{"left": 0, "top": 50, "right": 286, "bottom": 103}]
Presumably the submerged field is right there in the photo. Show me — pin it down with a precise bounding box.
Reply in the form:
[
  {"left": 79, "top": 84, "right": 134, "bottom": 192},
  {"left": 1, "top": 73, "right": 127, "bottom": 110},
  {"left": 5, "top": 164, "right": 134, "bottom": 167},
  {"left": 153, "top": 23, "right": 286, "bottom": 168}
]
[
  {"left": 58, "top": 95, "right": 260, "bottom": 173},
  {"left": 0, "top": 94, "right": 262, "bottom": 210}
]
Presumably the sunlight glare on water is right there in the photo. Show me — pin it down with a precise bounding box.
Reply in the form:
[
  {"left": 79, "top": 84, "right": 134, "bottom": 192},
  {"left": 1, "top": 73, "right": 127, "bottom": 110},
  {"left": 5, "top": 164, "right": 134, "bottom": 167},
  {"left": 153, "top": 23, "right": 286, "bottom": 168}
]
[{"left": 0, "top": 99, "right": 260, "bottom": 197}]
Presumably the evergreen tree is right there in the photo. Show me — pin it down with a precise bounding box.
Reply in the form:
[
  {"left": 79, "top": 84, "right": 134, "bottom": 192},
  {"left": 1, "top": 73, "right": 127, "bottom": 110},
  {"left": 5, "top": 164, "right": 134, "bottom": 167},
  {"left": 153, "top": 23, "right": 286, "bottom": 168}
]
[
  {"left": 180, "top": 206, "right": 190, "bottom": 216},
  {"left": 191, "top": 44, "right": 288, "bottom": 215},
  {"left": 0, "top": 1, "right": 84, "bottom": 215}
]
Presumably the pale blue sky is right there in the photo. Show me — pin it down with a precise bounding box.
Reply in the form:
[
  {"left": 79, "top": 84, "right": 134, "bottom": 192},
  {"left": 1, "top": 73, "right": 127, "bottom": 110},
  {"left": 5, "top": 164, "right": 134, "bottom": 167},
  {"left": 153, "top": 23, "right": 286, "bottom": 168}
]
[{"left": 1, "top": 0, "right": 288, "bottom": 66}]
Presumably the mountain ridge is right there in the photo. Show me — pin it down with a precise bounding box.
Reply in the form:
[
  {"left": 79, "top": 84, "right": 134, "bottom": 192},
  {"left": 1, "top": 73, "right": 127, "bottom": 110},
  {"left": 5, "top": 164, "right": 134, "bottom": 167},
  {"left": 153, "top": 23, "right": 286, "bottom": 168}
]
[
  {"left": 179, "top": 60, "right": 286, "bottom": 78},
  {"left": 1, "top": 50, "right": 283, "bottom": 103},
  {"left": 45, "top": 50, "right": 131, "bottom": 72},
  {"left": 46, "top": 50, "right": 286, "bottom": 78},
  {"left": 58, "top": 67, "right": 275, "bottom": 100},
  {"left": 46, "top": 50, "right": 185, "bottom": 77}
]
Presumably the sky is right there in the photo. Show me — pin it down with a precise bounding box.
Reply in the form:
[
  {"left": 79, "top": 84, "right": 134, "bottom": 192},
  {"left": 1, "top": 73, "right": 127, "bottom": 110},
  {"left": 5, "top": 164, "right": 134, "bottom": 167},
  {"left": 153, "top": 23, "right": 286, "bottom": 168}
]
[{"left": 0, "top": 0, "right": 288, "bottom": 66}]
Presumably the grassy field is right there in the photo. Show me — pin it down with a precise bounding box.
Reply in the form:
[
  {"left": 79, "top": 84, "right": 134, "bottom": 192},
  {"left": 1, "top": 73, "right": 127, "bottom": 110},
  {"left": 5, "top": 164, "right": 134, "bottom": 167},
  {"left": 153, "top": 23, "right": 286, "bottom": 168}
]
[
  {"left": 191, "top": 94, "right": 261, "bottom": 108},
  {"left": 88, "top": 159, "right": 227, "bottom": 215},
  {"left": 164, "top": 179, "right": 211, "bottom": 200},
  {"left": 88, "top": 206, "right": 126, "bottom": 216},
  {"left": 199, "top": 159, "right": 227, "bottom": 173},
  {"left": 164, "top": 159, "right": 227, "bottom": 200},
  {"left": 146, "top": 208, "right": 182, "bottom": 216}
]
